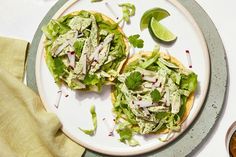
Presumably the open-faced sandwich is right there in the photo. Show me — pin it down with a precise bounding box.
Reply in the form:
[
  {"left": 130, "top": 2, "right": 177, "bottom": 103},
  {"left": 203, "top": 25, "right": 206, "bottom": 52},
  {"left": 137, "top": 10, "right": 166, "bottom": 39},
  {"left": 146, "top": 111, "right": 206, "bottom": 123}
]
[
  {"left": 112, "top": 47, "right": 198, "bottom": 145},
  {"left": 42, "top": 10, "right": 129, "bottom": 91}
]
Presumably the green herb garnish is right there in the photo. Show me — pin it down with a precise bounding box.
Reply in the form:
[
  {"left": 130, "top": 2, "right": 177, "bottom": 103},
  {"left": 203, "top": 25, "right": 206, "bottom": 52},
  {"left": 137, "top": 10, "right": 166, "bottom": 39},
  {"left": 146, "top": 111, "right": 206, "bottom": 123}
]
[
  {"left": 151, "top": 89, "right": 161, "bottom": 102},
  {"left": 128, "top": 34, "right": 144, "bottom": 48},
  {"left": 125, "top": 71, "right": 143, "bottom": 90}
]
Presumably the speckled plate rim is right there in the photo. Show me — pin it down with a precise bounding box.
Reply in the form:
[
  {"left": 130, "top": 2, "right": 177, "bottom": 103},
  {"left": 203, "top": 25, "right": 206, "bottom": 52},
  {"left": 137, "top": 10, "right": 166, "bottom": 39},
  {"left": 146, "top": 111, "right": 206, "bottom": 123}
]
[{"left": 26, "top": 0, "right": 228, "bottom": 156}]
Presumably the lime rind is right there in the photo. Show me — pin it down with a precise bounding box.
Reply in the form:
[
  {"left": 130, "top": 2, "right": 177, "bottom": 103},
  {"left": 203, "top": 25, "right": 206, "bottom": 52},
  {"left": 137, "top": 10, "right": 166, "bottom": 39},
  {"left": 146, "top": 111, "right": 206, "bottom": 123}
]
[{"left": 140, "top": 8, "right": 170, "bottom": 31}]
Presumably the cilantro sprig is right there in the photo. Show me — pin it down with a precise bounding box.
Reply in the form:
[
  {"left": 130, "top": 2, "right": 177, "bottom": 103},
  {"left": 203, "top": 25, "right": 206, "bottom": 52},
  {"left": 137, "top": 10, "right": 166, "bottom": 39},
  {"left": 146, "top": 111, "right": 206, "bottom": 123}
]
[
  {"left": 128, "top": 34, "right": 144, "bottom": 48},
  {"left": 125, "top": 72, "right": 143, "bottom": 90},
  {"left": 150, "top": 89, "right": 161, "bottom": 102}
]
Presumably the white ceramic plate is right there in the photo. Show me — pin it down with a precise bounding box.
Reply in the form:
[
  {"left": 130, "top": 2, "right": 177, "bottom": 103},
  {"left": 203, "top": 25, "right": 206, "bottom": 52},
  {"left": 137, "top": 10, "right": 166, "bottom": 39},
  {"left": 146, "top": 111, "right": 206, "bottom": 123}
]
[{"left": 35, "top": 0, "right": 210, "bottom": 156}]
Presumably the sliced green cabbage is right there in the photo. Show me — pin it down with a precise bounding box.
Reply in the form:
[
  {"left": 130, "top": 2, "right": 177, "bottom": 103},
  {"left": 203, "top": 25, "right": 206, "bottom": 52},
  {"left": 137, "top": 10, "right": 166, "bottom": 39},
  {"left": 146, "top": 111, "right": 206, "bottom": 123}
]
[
  {"left": 180, "top": 72, "right": 198, "bottom": 93},
  {"left": 42, "top": 20, "right": 70, "bottom": 41},
  {"left": 116, "top": 121, "right": 139, "bottom": 146},
  {"left": 140, "top": 46, "right": 160, "bottom": 69},
  {"left": 73, "top": 39, "right": 85, "bottom": 58},
  {"left": 45, "top": 50, "right": 66, "bottom": 84},
  {"left": 79, "top": 105, "right": 97, "bottom": 135}
]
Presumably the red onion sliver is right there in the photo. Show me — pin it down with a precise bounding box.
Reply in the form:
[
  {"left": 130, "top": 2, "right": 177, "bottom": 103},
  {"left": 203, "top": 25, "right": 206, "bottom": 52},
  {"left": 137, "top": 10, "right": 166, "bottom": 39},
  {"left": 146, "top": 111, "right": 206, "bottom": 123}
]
[
  {"left": 54, "top": 90, "right": 62, "bottom": 108},
  {"left": 61, "top": 85, "right": 69, "bottom": 97},
  {"left": 102, "top": 118, "right": 115, "bottom": 136},
  {"left": 153, "top": 79, "right": 161, "bottom": 88},
  {"left": 54, "top": 85, "right": 69, "bottom": 108},
  {"left": 185, "top": 50, "right": 192, "bottom": 68},
  {"left": 67, "top": 51, "right": 76, "bottom": 68},
  {"left": 105, "top": 2, "right": 119, "bottom": 20},
  {"left": 143, "top": 107, "right": 150, "bottom": 115}
]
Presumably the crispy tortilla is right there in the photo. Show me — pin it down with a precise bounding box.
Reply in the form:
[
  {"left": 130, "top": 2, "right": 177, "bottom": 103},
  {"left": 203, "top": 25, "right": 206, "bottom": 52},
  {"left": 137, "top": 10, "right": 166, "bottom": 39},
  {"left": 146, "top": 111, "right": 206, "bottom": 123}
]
[
  {"left": 45, "top": 11, "right": 130, "bottom": 92},
  {"left": 111, "top": 51, "right": 195, "bottom": 134}
]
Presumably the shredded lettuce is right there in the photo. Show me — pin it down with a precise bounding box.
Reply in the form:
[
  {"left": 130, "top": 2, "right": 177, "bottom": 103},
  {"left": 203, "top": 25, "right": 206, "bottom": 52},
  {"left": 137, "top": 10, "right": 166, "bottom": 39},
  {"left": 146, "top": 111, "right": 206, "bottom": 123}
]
[
  {"left": 73, "top": 39, "right": 85, "bottom": 58},
  {"left": 116, "top": 121, "right": 139, "bottom": 146},
  {"left": 83, "top": 74, "right": 101, "bottom": 86},
  {"left": 42, "top": 20, "right": 70, "bottom": 40},
  {"left": 180, "top": 72, "right": 198, "bottom": 93},
  {"left": 95, "top": 13, "right": 126, "bottom": 72},
  {"left": 79, "top": 105, "right": 97, "bottom": 135},
  {"left": 118, "top": 3, "right": 136, "bottom": 24},
  {"left": 140, "top": 47, "right": 160, "bottom": 69},
  {"left": 159, "top": 57, "right": 179, "bottom": 69},
  {"left": 177, "top": 96, "right": 187, "bottom": 117},
  {"left": 45, "top": 50, "right": 66, "bottom": 84},
  {"left": 124, "top": 59, "right": 139, "bottom": 72},
  {"left": 122, "top": 108, "right": 137, "bottom": 124},
  {"left": 77, "top": 10, "right": 90, "bottom": 18},
  {"left": 156, "top": 60, "right": 172, "bottom": 74},
  {"left": 117, "top": 125, "right": 132, "bottom": 142},
  {"left": 170, "top": 72, "right": 181, "bottom": 85}
]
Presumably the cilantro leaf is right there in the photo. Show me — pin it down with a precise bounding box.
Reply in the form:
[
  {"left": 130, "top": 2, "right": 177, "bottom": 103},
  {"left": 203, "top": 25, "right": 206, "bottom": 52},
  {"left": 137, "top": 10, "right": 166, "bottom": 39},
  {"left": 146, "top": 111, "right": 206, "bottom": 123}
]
[
  {"left": 118, "top": 3, "right": 136, "bottom": 24},
  {"left": 125, "top": 72, "right": 143, "bottom": 90},
  {"left": 79, "top": 105, "right": 97, "bottom": 135},
  {"left": 151, "top": 89, "right": 161, "bottom": 102},
  {"left": 128, "top": 34, "right": 144, "bottom": 48}
]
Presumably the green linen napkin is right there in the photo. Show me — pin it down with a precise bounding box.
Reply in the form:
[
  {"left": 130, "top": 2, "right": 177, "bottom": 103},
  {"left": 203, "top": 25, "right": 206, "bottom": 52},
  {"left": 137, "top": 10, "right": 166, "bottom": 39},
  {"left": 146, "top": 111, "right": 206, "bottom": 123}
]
[
  {"left": 0, "top": 37, "right": 28, "bottom": 81},
  {"left": 0, "top": 36, "right": 85, "bottom": 157}
]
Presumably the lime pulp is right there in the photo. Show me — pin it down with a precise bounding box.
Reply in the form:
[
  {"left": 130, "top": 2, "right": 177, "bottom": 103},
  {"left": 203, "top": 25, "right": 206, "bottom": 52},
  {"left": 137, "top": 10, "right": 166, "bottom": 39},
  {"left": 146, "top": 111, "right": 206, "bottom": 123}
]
[{"left": 149, "top": 17, "right": 177, "bottom": 43}]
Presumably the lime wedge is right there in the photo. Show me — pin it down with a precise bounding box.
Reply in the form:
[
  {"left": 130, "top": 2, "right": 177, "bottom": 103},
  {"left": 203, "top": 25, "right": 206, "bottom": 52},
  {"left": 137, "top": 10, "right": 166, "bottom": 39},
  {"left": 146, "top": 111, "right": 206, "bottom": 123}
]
[
  {"left": 140, "top": 8, "right": 170, "bottom": 31},
  {"left": 149, "top": 17, "right": 177, "bottom": 43}
]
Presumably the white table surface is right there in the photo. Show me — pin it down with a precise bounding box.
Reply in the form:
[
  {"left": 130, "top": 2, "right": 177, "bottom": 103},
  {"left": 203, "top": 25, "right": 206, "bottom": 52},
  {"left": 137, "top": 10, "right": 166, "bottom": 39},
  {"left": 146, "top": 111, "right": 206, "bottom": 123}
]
[{"left": 0, "top": 0, "right": 235, "bottom": 156}]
